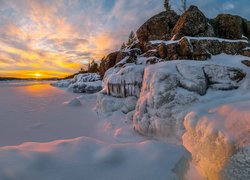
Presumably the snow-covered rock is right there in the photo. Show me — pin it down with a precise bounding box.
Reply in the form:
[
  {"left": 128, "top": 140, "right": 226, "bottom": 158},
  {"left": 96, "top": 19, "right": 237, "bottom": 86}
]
[
  {"left": 133, "top": 58, "right": 246, "bottom": 142},
  {"left": 176, "top": 64, "right": 207, "bottom": 95},
  {"left": 203, "top": 65, "right": 246, "bottom": 90},
  {"left": 52, "top": 73, "right": 102, "bottom": 94},
  {"left": 104, "top": 64, "right": 145, "bottom": 98},
  {"left": 133, "top": 62, "right": 199, "bottom": 142},
  {"left": 68, "top": 81, "right": 102, "bottom": 93},
  {"left": 51, "top": 79, "right": 72, "bottom": 88},
  {"left": 63, "top": 98, "right": 82, "bottom": 107},
  {"left": 183, "top": 101, "right": 250, "bottom": 180},
  {"left": 97, "top": 92, "right": 138, "bottom": 114}
]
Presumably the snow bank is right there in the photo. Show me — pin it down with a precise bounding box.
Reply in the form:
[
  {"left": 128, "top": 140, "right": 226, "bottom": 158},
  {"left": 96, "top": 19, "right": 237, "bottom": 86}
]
[
  {"left": 52, "top": 73, "right": 102, "bottom": 93},
  {"left": 0, "top": 137, "right": 190, "bottom": 180},
  {"left": 183, "top": 101, "right": 250, "bottom": 180}
]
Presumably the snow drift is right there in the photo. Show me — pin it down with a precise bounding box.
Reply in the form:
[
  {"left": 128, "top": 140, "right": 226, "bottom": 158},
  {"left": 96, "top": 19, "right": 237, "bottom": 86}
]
[{"left": 0, "top": 137, "right": 190, "bottom": 180}]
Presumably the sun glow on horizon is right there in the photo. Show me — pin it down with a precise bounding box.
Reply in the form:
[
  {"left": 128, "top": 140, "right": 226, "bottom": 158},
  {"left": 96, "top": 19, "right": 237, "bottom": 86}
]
[{"left": 34, "top": 73, "right": 42, "bottom": 78}]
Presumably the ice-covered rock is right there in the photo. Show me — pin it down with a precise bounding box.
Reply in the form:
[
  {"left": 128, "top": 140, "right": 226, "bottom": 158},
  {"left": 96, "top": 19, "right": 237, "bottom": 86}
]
[
  {"left": 203, "top": 64, "right": 246, "bottom": 90},
  {"left": 133, "top": 62, "right": 199, "bottom": 141},
  {"left": 183, "top": 101, "right": 250, "bottom": 180},
  {"left": 52, "top": 73, "right": 102, "bottom": 94},
  {"left": 97, "top": 92, "right": 138, "bottom": 114},
  {"left": 176, "top": 64, "right": 207, "bottom": 95},
  {"left": 133, "top": 59, "right": 246, "bottom": 142},
  {"left": 121, "top": 96, "right": 138, "bottom": 114},
  {"left": 68, "top": 81, "right": 102, "bottom": 93},
  {"left": 104, "top": 64, "right": 145, "bottom": 98},
  {"left": 51, "top": 79, "right": 72, "bottom": 88},
  {"left": 72, "top": 73, "right": 101, "bottom": 83}
]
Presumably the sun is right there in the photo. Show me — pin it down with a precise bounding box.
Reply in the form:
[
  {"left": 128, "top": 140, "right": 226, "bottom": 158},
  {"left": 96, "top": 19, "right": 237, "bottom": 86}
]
[{"left": 34, "top": 73, "right": 42, "bottom": 78}]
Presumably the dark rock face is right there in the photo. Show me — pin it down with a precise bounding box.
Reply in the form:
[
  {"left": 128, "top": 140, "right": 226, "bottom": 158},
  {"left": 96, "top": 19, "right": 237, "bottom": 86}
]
[
  {"left": 243, "top": 20, "right": 250, "bottom": 39},
  {"left": 148, "top": 37, "right": 248, "bottom": 61},
  {"left": 157, "top": 43, "right": 168, "bottom": 59},
  {"left": 136, "top": 11, "right": 179, "bottom": 44},
  {"left": 212, "top": 14, "right": 244, "bottom": 39},
  {"left": 241, "top": 60, "right": 250, "bottom": 67},
  {"left": 171, "top": 6, "right": 213, "bottom": 40},
  {"left": 99, "top": 51, "right": 119, "bottom": 78}
]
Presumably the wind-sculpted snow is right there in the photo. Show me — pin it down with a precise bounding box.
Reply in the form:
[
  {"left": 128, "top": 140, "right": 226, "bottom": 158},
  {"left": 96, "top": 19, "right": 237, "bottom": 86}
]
[
  {"left": 51, "top": 73, "right": 102, "bottom": 93},
  {"left": 104, "top": 64, "right": 145, "bottom": 98},
  {"left": 183, "top": 101, "right": 250, "bottom": 180},
  {"left": 0, "top": 137, "right": 190, "bottom": 180}
]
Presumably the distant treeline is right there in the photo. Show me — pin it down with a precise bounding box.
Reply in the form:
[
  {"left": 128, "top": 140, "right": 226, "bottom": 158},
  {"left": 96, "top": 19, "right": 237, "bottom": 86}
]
[{"left": 0, "top": 77, "right": 61, "bottom": 81}]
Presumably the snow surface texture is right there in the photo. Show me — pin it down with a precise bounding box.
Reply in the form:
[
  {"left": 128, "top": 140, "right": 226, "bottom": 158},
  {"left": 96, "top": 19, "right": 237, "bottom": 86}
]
[
  {"left": 0, "top": 138, "right": 190, "bottom": 180},
  {"left": 0, "top": 81, "right": 193, "bottom": 180},
  {"left": 51, "top": 73, "right": 102, "bottom": 93},
  {"left": 104, "top": 64, "right": 145, "bottom": 98}
]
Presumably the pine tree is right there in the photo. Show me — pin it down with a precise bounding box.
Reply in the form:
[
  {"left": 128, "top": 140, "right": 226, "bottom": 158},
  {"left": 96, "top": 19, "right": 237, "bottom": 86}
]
[
  {"left": 88, "top": 60, "right": 99, "bottom": 73},
  {"left": 121, "top": 42, "right": 126, "bottom": 50},
  {"left": 180, "top": 0, "right": 187, "bottom": 12},
  {"left": 127, "top": 31, "right": 136, "bottom": 46},
  {"left": 164, "top": 0, "right": 171, "bottom": 11}
]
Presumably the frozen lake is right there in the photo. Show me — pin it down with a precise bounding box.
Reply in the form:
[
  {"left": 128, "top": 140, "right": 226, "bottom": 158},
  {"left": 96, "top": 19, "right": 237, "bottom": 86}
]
[{"left": 0, "top": 81, "right": 99, "bottom": 147}]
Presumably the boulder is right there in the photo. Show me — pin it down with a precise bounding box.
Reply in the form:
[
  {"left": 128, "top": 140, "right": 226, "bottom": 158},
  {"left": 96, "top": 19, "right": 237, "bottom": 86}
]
[
  {"left": 136, "top": 11, "right": 179, "bottom": 44},
  {"left": 212, "top": 14, "right": 244, "bottom": 39},
  {"left": 171, "top": 6, "right": 212, "bottom": 40}
]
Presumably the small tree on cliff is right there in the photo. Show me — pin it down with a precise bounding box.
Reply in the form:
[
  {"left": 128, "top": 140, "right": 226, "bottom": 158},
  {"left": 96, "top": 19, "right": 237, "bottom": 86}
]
[
  {"left": 88, "top": 60, "right": 99, "bottom": 73},
  {"left": 180, "top": 0, "right": 187, "bottom": 12},
  {"left": 127, "top": 31, "right": 137, "bottom": 46},
  {"left": 120, "top": 42, "right": 126, "bottom": 50},
  {"left": 164, "top": 0, "right": 171, "bottom": 11}
]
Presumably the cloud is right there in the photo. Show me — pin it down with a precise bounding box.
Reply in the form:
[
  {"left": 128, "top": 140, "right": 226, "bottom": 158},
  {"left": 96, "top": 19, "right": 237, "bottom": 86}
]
[{"left": 0, "top": 0, "right": 249, "bottom": 77}]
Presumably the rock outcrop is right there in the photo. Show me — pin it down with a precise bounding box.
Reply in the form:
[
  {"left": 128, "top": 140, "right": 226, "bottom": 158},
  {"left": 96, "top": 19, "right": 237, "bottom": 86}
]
[
  {"left": 136, "top": 11, "right": 179, "bottom": 44},
  {"left": 172, "top": 6, "right": 214, "bottom": 40},
  {"left": 212, "top": 14, "right": 245, "bottom": 40}
]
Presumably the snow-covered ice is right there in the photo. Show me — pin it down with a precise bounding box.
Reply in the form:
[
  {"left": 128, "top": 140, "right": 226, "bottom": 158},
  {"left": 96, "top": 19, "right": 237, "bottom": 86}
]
[{"left": 0, "top": 80, "right": 195, "bottom": 180}]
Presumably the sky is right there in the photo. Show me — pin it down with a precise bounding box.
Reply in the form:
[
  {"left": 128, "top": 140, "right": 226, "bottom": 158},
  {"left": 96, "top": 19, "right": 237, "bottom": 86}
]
[{"left": 0, "top": 0, "right": 249, "bottom": 78}]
